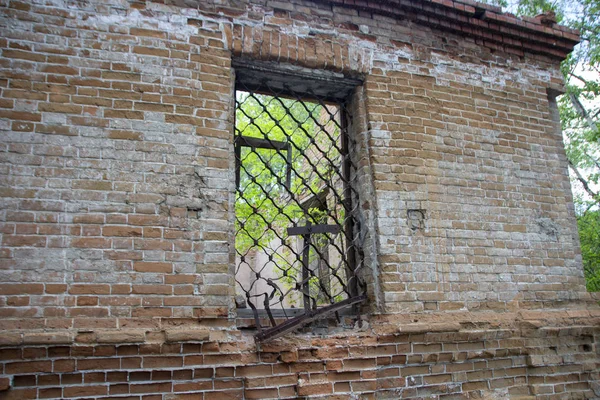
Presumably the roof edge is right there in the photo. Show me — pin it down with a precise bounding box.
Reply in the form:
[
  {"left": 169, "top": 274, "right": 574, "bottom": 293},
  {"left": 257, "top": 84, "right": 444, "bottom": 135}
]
[{"left": 323, "top": 0, "right": 580, "bottom": 60}]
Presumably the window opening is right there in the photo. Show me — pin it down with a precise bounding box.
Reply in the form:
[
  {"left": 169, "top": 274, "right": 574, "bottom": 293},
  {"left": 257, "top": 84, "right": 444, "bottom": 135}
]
[{"left": 234, "top": 65, "right": 366, "bottom": 342}]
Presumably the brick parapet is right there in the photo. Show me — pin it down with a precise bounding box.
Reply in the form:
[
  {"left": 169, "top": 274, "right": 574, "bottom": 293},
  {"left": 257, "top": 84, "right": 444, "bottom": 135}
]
[
  {"left": 165, "top": 0, "right": 580, "bottom": 59},
  {"left": 320, "top": 0, "right": 579, "bottom": 59}
]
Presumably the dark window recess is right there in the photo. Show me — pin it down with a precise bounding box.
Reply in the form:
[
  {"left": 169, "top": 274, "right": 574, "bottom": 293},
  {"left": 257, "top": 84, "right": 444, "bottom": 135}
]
[{"left": 233, "top": 62, "right": 366, "bottom": 342}]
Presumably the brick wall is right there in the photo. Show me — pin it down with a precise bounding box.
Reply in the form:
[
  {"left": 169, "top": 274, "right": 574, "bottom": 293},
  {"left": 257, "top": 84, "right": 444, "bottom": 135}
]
[
  {"left": 0, "top": 0, "right": 598, "bottom": 398},
  {"left": 0, "top": 318, "right": 598, "bottom": 399}
]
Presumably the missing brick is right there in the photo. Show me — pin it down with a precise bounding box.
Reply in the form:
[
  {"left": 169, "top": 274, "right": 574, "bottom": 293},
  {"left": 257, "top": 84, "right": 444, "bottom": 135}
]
[{"left": 407, "top": 209, "right": 426, "bottom": 232}]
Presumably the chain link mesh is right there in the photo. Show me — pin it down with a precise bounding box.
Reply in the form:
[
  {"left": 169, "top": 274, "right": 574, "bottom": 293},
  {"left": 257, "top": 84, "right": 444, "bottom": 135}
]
[{"left": 234, "top": 77, "right": 365, "bottom": 338}]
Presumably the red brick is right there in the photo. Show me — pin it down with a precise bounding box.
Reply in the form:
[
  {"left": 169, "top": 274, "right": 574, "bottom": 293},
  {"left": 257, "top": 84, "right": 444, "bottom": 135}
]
[
  {"left": 69, "top": 284, "right": 110, "bottom": 295},
  {"left": 298, "top": 382, "right": 333, "bottom": 396},
  {"left": 96, "top": 330, "right": 145, "bottom": 343},
  {"left": 77, "top": 358, "right": 120, "bottom": 370},
  {"left": 23, "top": 332, "right": 72, "bottom": 345},
  {"left": 245, "top": 388, "right": 279, "bottom": 399},
  {"left": 343, "top": 358, "right": 376, "bottom": 370},
  {"left": 2, "top": 49, "right": 45, "bottom": 62},
  {"left": 38, "top": 103, "right": 82, "bottom": 114},
  {"left": 63, "top": 385, "right": 108, "bottom": 398},
  {"left": 6, "top": 361, "right": 52, "bottom": 374},
  {"left": 0, "top": 376, "right": 11, "bottom": 391},
  {"left": 129, "top": 382, "right": 171, "bottom": 393},
  {"left": 133, "top": 262, "right": 173, "bottom": 273},
  {"left": 2, "top": 235, "right": 46, "bottom": 247},
  {"left": 201, "top": 390, "right": 243, "bottom": 400},
  {"left": 0, "top": 388, "right": 37, "bottom": 400},
  {"left": 143, "top": 356, "right": 183, "bottom": 368},
  {"left": 165, "top": 329, "right": 210, "bottom": 342},
  {"left": 129, "top": 28, "right": 167, "bottom": 38},
  {"left": 72, "top": 180, "right": 112, "bottom": 191},
  {"left": 132, "top": 285, "right": 172, "bottom": 295},
  {"left": 103, "top": 226, "right": 143, "bottom": 237},
  {"left": 108, "top": 130, "right": 143, "bottom": 141},
  {"left": 172, "top": 381, "right": 212, "bottom": 391},
  {"left": 0, "top": 284, "right": 44, "bottom": 295},
  {"left": 77, "top": 296, "right": 98, "bottom": 306},
  {"left": 132, "top": 46, "right": 170, "bottom": 57}
]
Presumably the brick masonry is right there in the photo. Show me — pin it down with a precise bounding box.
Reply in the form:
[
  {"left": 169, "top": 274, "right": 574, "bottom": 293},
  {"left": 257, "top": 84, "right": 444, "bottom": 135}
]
[{"left": 0, "top": 0, "right": 598, "bottom": 399}]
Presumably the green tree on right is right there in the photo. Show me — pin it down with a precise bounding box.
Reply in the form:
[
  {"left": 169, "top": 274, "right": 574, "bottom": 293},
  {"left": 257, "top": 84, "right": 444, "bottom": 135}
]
[{"left": 483, "top": 0, "right": 600, "bottom": 291}]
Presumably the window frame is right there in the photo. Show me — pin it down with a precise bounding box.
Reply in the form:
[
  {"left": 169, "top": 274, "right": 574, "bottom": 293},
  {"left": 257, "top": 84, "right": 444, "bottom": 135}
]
[{"left": 232, "top": 60, "right": 366, "bottom": 342}]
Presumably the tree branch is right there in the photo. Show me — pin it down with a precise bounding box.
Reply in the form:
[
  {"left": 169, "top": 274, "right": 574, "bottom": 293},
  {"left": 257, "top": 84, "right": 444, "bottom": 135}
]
[
  {"left": 583, "top": 201, "right": 597, "bottom": 217},
  {"left": 569, "top": 92, "right": 599, "bottom": 133},
  {"left": 580, "top": 146, "right": 600, "bottom": 171},
  {"left": 568, "top": 158, "right": 599, "bottom": 201},
  {"left": 569, "top": 71, "right": 592, "bottom": 86},
  {"left": 589, "top": 154, "right": 600, "bottom": 171}
]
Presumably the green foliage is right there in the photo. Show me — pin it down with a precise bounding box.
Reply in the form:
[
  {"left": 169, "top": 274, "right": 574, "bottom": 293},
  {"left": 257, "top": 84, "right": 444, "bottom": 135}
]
[
  {"left": 516, "top": 0, "right": 564, "bottom": 21},
  {"left": 235, "top": 93, "right": 343, "bottom": 253},
  {"left": 478, "top": 0, "right": 509, "bottom": 8},
  {"left": 235, "top": 91, "right": 348, "bottom": 305},
  {"left": 234, "top": 92, "right": 313, "bottom": 256},
  {"left": 578, "top": 210, "right": 600, "bottom": 291}
]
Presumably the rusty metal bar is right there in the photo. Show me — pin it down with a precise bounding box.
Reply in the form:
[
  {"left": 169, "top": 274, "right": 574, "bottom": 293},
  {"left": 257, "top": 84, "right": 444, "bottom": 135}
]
[
  {"left": 287, "top": 224, "right": 340, "bottom": 236},
  {"left": 301, "top": 227, "right": 311, "bottom": 313},
  {"left": 255, "top": 295, "right": 367, "bottom": 342}
]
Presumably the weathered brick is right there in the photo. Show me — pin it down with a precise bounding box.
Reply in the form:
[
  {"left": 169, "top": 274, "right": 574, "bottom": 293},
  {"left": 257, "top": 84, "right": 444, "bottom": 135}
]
[
  {"left": 103, "top": 109, "right": 144, "bottom": 120},
  {"left": 0, "top": 284, "right": 44, "bottom": 295},
  {"left": 134, "top": 102, "right": 174, "bottom": 113},
  {"left": 22, "top": 332, "right": 72, "bottom": 345},
  {"left": 6, "top": 361, "right": 53, "bottom": 374},
  {"left": 162, "top": 328, "right": 210, "bottom": 342},
  {"left": 133, "top": 262, "right": 173, "bottom": 273},
  {"left": 68, "top": 285, "right": 111, "bottom": 295},
  {"left": 0, "top": 333, "right": 22, "bottom": 346},
  {"left": 132, "top": 46, "right": 169, "bottom": 57},
  {"left": 38, "top": 103, "right": 82, "bottom": 114},
  {"left": 63, "top": 385, "right": 107, "bottom": 398},
  {"left": 72, "top": 180, "right": 112, "bottom": 191},
  {"left": 103, "top": 226, "right": 143, "bottom": 237},
  {"left": 0, "top": 376, "right": 11, "bottom": 391},
  {"left": 96, "top": 330, "right": 145, "bottom": 344},
  {"left": 0, "top": 2, "right": 593, "bottom": 400},
  {"left": 298, "top": 382, "right": 333, "bottom": 396}
]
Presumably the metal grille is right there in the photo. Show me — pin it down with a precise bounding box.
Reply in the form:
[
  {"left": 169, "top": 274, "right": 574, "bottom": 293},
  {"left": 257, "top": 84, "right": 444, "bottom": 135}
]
[{"left": 234, "top": 74, "right": 366, "bottom": 342}]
